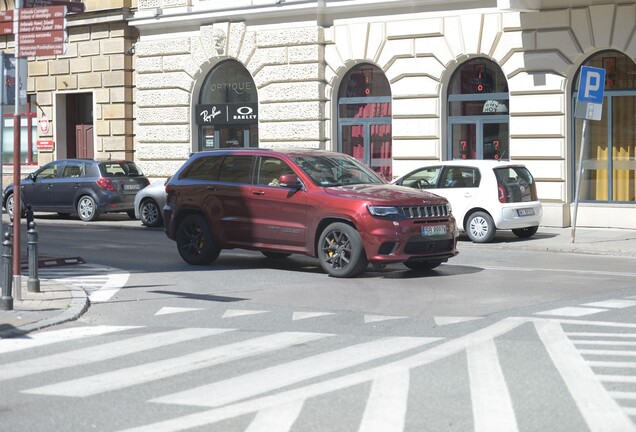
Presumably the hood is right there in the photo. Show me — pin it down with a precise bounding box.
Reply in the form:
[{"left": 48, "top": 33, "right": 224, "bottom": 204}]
[{"left": 323, "top": 184, "right": 447, "bottom": 205}]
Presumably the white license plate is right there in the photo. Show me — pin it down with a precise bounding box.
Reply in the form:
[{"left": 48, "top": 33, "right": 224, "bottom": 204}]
[
  {"left": 123, "top": 184, "right": 141, "bottom": 190},
  {"left": 517, "top": 208, "right": 535, "bottom": 217},
  {"left": 421, "top": 225, "right": 447, "bottom": 236}
]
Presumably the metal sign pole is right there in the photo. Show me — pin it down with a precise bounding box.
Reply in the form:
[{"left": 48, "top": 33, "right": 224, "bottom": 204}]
[
  {"left": 12, "top": 0, "right": 22, "bottom": 300},
  {"left": 571, "top": 118, "right": 588, "bottom": 243}
]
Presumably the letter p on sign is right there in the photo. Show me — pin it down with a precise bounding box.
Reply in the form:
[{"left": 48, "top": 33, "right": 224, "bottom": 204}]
[{"left": 577, "top": 66, "right": 606, "bottom": 104}]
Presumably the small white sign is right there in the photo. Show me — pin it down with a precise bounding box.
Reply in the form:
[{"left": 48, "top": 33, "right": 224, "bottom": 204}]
[{"left": 39, "top": 115, "right": 50, "bottom": 134}]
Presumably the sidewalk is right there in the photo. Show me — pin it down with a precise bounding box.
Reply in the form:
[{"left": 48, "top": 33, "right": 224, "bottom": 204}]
[{"left": 1, "top": 222, "right": 636, "bottom": 338}]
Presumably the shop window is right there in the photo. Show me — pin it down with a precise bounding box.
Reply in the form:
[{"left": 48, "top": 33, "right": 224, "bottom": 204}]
[
  {"left": 447, "top": 59, "right": 509, "bottom": 160},
  {"left": 573, "top": 51, "right": 636, "bottom": 203},
  {"left": 196, "top": 60, "right": 258, "bottom": 149},
  {"left": 337, "top": 63, "right": 392, "bottom": 179}
]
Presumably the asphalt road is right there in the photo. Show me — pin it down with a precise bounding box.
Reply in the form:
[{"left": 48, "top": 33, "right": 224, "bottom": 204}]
[{"left": 2, "top": 217, "right": 636, "bottom": 431}]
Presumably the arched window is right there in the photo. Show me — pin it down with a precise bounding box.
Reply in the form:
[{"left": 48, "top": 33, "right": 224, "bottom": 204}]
[
  {"left": 573, "top": 51, "right": 636, "bottom": 203},
  {"left": 447, "top": 58, "right": 509, "bottom": 160},
  {"left": 337, "top": 63, "right": 392, "bottom": 179},
  {"left": 195, "top": 60, "right": 258, "bottom": 149}
]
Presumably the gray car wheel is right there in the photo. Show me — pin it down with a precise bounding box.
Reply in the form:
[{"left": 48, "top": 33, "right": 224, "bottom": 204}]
[
  {"left": 77, "top": 195, "right": 99, "bottom": 222},
  {"left": 140, "top": 199, "right": 162, "bottom": 227},
  {"left": 466, "top": 211, "right": 496, "bottom": 243},
  {"left": 5, "top": 193, "right": 24, "bottom": 219},
  {"left": 317, "top": 222, "right": 368, "bottom": 278}
]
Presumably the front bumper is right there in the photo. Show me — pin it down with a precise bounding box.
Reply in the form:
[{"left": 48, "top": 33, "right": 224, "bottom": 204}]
[{"left": 361, "top": 216, "right": 459, "bottom": 264}]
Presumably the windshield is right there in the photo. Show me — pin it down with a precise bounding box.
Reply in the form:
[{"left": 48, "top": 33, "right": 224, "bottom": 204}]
[
  {"left": 101, "top": 161, "right": 144, "bottom": 177},
  {"left": 292, "top": 154, "right": 386, "bottom": 187}
]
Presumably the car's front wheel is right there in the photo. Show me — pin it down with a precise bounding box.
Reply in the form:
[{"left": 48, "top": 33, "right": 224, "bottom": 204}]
[
  {"left": 176, "top": 214, "right": 220, "bottom": 265},
  {"left": 77, "top": 195, "right": 99, "bottom": 222},
  {"left": 5, "top": 193, "right": 20, "bottom": 219},
  {"left": 512, "top": 225, "right": 539, "bottom": 239},
  {"left": 466, "top": 211, "right": 496, "bottom": 243},
  {"left": 140, "top": 199, "right": 163, "bottom": 227},
  {"left": 404, "top": 259, "right": 443, "bottom": 271},
  {"left": 317, "top": 222, "right": 368, "bottom": 278}
]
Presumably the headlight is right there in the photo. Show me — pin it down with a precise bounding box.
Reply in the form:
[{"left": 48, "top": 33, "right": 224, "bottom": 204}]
[{"left": 368, "top": 205, "right": 400, "bottom": 218}]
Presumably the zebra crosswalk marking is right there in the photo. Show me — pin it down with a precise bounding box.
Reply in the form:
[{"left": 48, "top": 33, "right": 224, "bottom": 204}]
[
  {"left": 24, "top": 331, "right": 332, "bottom": 397},
  {"left": 0, "top": 325, "right": 139, "bottom": 354},
  {"left": 1, "top": 327, "right": 231, "bottom": 382},
  {"left": 534, "top": 319, "right": 636, "bottom": 432},
  {"left": 151, "top": 336, "right": 439, "bottom": 408},
  {"left": 467, "top": 338, "right": 517, "bottom": 432},
  {"left": 118, "top": 318, "right": 525, "bottom": 432},
  {"left": 358, "top": 369, "right": 409, "bottom": 432},
  {"left": 244, "top": 400, "right": 304, "bottom": 432}
]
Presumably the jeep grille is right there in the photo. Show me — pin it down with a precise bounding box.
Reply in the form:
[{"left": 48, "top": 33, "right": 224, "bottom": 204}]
[{"left": 400, "top": 204, "right": 450, "bottom": 219}]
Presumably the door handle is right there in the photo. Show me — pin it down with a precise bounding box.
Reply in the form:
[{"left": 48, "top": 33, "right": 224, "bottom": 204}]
[
  {"left": 252, "top": 190, "right": 265, "bottom": 196},
  {"left": 206, "top": 186, "right": 217, "bottom": 191}
]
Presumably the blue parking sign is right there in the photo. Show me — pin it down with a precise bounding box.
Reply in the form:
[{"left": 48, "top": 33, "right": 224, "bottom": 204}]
[{"left": 577, "top": 66, "right": 606, "bottom": 104}]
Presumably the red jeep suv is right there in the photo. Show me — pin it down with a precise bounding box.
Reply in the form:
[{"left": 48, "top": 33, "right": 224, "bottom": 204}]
[{"left": 163, "top": 149, "right": 458, "bottom": 278}]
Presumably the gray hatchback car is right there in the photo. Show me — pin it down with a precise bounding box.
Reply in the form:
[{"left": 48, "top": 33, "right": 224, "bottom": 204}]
[{"left": 2, "top": 159, "right": 149, "bottom": 221}]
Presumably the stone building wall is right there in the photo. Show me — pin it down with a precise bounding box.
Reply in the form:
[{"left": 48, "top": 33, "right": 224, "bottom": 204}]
[
  {"left": 134, "top": 22, "right": 325, "bottom": 178},
  {"left": 132, "top": 3, "right": 636, "bottom": 227},
  {"left": 30, "top": 17, "right": 138, "bottom": 165}
]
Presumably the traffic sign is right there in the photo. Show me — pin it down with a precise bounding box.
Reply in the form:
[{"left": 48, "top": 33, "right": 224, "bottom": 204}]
[
  {"left": 18, "top": 17, "right": 66, "bottom": 32},
  {"left": 19, "top": 30, "right": 66, "bottom": 44},
  {"left": 577, "top": 66, "right": 606, "bottom": 104},
  {"left": 24, "top": 0, "right": 85, "bottom": 14}
]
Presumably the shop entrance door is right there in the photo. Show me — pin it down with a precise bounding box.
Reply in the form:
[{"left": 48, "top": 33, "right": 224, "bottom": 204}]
[{"left": 200, "top": 125, "right": 257, "bottom": 149}]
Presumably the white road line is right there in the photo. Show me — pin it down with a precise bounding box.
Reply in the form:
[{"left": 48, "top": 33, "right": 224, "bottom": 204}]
[
  {"left": 610, "top": 391, "right": 636, "bottom": 400},
  {"left": 556, "top": 319, "right": 636, "bottom": 328},
  {"left": 152, "top": 336, "right": 438, "bottom": 408},
  {"left": 1, "top": 328, "right": 230, "bottom": 381},
  {"left": 25, "top": 332, "right": 332, "bottom": 397},
  {"left": 573, "top": 340, "right": 636, "bottom": 346},
  {"left": 90, "top": 272, "right": 130, "bottom": 302},
  {"left": 117, "top": 318, "right": 525, "bottom": 432},
  {"left": 534, "top": 319, "right": 636, "bottom": 432},
  {"left": 467, "top": 338, "right": 518, "bottom": 432},
  {"left": 534, "top": 307, "right": 608, "bottom": 317},
  {"left": 484, "top": 266, "right": 636, "bottom": 278},
  {"left": 579, "top": 349, "right": 636, "bottom": 357},
  {"left": 244, "top": 401, "right": 305, "bottom": 432},
  {"left": 0, "top": 325, "right": 139, "bottom": 353},
  {"left": 598, "top": 375, "right": 636, "bottom": 384},
  {"left": 358, "top": 369, "right": 409, "bottom": 432},
  {"left": 583, "top": 300, "right": 636, "bottom": 309},
  {"left": 588, "top": 361, "right": 636, "bottom": 368},
  {"left": 567, "top": 332, "right": 636, "bottom": 338}
]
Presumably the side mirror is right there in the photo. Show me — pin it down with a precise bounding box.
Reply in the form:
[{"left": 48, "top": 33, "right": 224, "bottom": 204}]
[
  {"left": 26, "top": 172, "right": 36, "bottom": 182},
  {"left": 278, "top": 174, "right": 303, "bottom": 190}
]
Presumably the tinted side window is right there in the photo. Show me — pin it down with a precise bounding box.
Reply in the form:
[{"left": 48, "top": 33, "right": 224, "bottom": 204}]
[
  {"left": 401, "top": 167, "right": 441, "bottom": 189},
  {"left": 101, "top": 161, "right": 143, "bottom": 177},
  {"left": 37, "top": 163, "right": 61, "bottom": 179},
  {"left": 494, "top": 167, "right": 535, "bottom": 202},
  {"left": 62, "top": 162, "right": 84, "bottom": 178},
  {"left": 182, "top": 156, "right": 222, "bottom": 180},
  {"left": 441, "top": 167, "right": 480, "bottom": 188},
  {"left": 257, "top": 157, "right": 294, "bottom": 186},
  {"left": 218, "top": 155, "right": 254, "bottom": 184}
]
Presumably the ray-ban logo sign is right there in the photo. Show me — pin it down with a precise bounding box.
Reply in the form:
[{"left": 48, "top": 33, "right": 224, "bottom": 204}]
[{"left": 196, "top": 103, "right": 258, "bottom": 125}]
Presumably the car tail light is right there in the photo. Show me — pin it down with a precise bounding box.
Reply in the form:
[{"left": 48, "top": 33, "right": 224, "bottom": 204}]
[
  {"left": 96, "top": 177, "right": 115, "bottom": 191},
  {"left": 498, "top": 183, "right": 507, "bottom": 203}
]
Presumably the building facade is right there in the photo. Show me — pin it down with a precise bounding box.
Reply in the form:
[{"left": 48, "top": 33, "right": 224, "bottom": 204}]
[
  {"left": 0, "top": 0, "right": 137, "bottom": 183},
  {"left": 5, "top": 0, "right": 636, "bottom": 229}
]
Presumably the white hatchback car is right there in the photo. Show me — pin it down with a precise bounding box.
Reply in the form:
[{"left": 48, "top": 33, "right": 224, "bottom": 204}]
[{"left": 393, "top": 160, "right": 543, "bottom": 243}]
